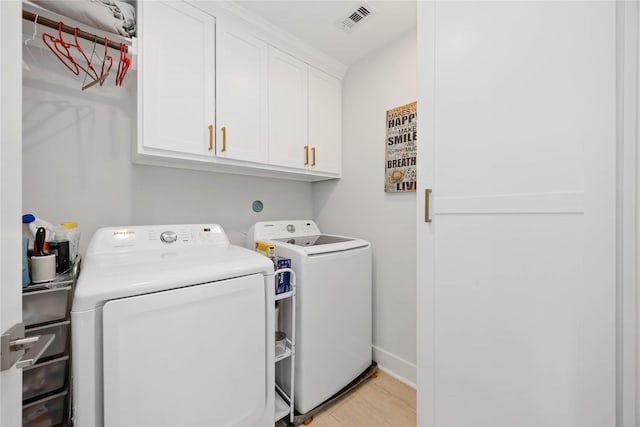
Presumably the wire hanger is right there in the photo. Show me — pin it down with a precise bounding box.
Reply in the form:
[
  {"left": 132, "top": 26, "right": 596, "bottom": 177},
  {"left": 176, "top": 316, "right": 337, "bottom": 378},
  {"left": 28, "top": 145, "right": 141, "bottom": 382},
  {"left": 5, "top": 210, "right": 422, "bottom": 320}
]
[
  {"left": 81, "top": 37, "right": 98, "bottom": 89},
  {"left": 70, "top": 27, "right": 103, "bottom": 81},
  {"left": 23, "top": 14, "right": 40, "bottom": 72},
  {"left": 24, "top": 14, "right": 39, "bottom": 46},
  {"left": 81, "top": 36, "right": 113, "bottom": 91}
]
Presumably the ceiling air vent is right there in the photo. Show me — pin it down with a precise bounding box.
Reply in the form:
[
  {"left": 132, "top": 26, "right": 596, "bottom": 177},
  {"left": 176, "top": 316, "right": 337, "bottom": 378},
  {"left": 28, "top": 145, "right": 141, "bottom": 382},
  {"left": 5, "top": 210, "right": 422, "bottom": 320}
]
[{"left": 338, "top": 2, "right": 377, "bottom": 33}]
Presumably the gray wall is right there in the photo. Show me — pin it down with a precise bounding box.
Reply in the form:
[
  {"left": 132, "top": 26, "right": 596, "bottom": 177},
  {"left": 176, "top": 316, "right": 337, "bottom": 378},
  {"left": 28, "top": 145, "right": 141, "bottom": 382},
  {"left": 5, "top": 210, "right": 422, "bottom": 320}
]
[{"left": 313, "top": 30, "right": 417, "bottom": 384}]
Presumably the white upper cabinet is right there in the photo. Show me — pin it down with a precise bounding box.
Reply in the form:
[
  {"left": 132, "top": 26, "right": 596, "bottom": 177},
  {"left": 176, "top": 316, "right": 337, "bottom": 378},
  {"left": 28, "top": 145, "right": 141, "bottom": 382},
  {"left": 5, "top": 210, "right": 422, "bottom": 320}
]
[
  {"left": 135, "top": 2, "right": 345, "bottom": 181},
  {"left": 137, "top": 1, "right": 215, "bottom": 161},
  {"left": 268, "top": 46, "right": 309, "bottom": 170},
  {"left": 308, "top": 66, "right": 342, "bottom": 174},
  {"left": 216, "top": 21, "right": 269, "bottom": 164},
  {"left": 268, "top": 49, "right": 342, "bottom": 175}
]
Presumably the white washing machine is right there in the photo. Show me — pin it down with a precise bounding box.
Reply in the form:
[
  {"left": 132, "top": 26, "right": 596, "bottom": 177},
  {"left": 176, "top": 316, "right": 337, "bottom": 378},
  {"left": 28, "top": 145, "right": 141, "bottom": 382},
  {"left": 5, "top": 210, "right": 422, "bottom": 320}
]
[
  {"left": 71, "top": 224, "right": 275, "bottom": 427},
  {"left": 249, "top": 220, "right": 372, "bottom": 414}
]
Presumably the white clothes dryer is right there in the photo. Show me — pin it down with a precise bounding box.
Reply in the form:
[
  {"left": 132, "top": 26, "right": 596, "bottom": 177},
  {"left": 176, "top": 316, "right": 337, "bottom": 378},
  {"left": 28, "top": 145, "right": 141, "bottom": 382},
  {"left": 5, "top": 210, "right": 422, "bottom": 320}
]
[
  {"left": 249, "top": 220, "right": 372, "bottom": 415},
  {"left": 71, "top": 224, "right": 275, "bottom": 427}
]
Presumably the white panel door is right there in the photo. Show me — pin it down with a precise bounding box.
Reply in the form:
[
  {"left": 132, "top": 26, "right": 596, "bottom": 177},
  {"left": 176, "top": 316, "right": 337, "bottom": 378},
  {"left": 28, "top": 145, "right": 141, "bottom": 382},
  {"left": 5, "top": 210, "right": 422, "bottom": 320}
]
[
  {"left": 216, "top": 21, "right": 268, "bottom": 163},
  {"left": 139, "top": 1, "right": 215, "bottom": 159},
  {"left": 0, "top": 2, "right": 23, "bottom": 426},
  {"left": 268, "top": 47, "right": 309, "bottom": 169},
  {"left": 417, "top": 2, "right": 616, "bottom": 426},
  {"left": 308, "top": 66, "right": 341, "bottom": 175},
  {"left": 102, "top": 275, "right": 267, "bottom": 427}
]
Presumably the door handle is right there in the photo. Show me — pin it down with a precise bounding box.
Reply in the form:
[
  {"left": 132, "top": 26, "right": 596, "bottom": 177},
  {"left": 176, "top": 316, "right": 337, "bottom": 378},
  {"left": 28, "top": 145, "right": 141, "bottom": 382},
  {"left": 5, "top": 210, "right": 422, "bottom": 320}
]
[
  {"left": 304, "top": 145, "right": 309, "bottom": 165},
  {"left": 208, "top": 125, "right": 213, "bottom": 151},
  {"left": 425, "top": 188, "right": 432, "bottom": 223},
  {"left": 221, "top": 126, "right": 227, "bottom": 152},
  {"left": 311, "top": 147, "right": 316, "bottom": 166},
  {"left": 1, "top": 323, "right": 54, "bottom": 370},
  {"left": 15, "top": 334, "right": 54, "bottom": 369}
]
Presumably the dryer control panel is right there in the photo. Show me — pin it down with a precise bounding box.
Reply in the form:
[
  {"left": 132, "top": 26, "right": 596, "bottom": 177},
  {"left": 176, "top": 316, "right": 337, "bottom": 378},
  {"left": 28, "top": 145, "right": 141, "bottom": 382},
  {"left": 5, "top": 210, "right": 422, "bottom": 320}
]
[{"left": 86, "top": 224, "right": 230, "bottom": 255}]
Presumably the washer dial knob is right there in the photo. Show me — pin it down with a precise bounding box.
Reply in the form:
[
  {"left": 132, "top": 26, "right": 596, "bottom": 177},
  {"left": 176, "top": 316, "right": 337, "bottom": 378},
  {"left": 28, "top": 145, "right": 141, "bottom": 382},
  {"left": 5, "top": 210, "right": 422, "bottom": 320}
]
[{"left": 160, "top": 231, "right": 178, "bottom": 243}]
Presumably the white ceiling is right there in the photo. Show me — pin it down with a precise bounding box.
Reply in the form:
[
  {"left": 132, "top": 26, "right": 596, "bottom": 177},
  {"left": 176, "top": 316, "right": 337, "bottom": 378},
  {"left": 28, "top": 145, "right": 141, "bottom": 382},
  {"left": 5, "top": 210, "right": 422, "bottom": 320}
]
[{"left": 234, "top": 0, "right": 417, "bottom": 66}]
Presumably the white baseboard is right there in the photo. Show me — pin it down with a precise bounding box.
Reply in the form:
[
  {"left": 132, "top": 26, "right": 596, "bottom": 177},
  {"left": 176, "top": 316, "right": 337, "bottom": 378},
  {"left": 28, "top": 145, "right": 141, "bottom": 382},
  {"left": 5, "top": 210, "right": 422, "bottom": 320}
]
[{"left": 372, "top": 345, "right": 416, "bottom": 388}]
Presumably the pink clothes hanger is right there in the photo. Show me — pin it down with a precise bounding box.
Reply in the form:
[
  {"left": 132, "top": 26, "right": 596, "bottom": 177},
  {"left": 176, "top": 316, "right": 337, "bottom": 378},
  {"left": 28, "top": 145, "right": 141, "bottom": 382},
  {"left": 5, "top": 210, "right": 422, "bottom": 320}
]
[
  {"left": 43, "top": 23, "right": 114, "bottom": 89},
  {"left": 115, "top": 43, "right": 130, "bottom": 86},
  {"left": 42, "top": 22, "right": 80, "bottom": 75}
]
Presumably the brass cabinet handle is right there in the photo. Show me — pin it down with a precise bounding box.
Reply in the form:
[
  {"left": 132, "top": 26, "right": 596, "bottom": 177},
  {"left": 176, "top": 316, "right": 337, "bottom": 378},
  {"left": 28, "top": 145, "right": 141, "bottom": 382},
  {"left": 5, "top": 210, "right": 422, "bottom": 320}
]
[
  {"left": 311, "top": 147, "right": 316, "bottom": 166},
  {"left": 221, "top": 126, "right": 227, "bottom": 152},
  {"left": 304, "top": 145, "right": 309, "bottom": 165},
  {"left": 425, "top": 188, "right": 432, "bottom": 223},
  {"left": 208, "top": 125, "right": 213, "bottom": 151}
]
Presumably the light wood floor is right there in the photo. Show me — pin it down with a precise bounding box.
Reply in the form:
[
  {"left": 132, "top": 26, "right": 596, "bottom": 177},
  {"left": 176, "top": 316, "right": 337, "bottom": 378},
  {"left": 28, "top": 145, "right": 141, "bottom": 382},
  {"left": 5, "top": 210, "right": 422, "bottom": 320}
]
[{"left": 277, "top": 370, "right": 416, "bottom": 427}]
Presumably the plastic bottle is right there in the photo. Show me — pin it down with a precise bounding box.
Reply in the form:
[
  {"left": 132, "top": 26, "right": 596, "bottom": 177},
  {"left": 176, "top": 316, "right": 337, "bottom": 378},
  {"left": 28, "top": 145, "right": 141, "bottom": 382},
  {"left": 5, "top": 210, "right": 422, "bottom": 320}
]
[
  {"left": 22, "top": 237, "right": 30, "bottom": 287},
  {"left": 60, "top": 222, "right": 80, "bottom": 263},
  {"left": 23, "top": 214, "right": 63, "bottom": 253},
  {"left": 22, "top": 214, "right": 35, "bottom": 251},
  {"left": 27, "top": 217, "right": 61, "bottom": 243}
]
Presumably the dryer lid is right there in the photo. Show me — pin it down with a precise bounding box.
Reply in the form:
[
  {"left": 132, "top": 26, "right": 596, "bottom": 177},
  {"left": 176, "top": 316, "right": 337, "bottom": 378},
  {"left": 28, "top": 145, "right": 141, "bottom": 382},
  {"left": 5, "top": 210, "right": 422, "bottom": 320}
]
[{"left": 72, "top": 224, "right": 274, "bottom": 312}]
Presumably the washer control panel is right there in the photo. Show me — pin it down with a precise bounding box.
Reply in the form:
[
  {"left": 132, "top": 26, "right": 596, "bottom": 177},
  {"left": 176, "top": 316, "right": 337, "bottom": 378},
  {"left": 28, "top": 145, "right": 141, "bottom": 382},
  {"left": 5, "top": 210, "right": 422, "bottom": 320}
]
[{"left": 252, "top": 220, "right": 320, "bottom": 240}]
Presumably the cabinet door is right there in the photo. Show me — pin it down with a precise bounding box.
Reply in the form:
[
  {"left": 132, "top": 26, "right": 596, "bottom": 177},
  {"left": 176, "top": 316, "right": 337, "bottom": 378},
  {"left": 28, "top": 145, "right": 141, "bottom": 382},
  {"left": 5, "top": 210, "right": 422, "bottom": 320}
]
[
  {"left": 216, "top": 22, "right": 268, "bottom": 163},
  {"left": 308, "top": 67, "right": 342, "bottom": 174},
  {"left": 139, "top": 1, "right": 215, "bottom": 159},
  {"left": 268, "top": 47, "right": 309, "bottom": 169}
]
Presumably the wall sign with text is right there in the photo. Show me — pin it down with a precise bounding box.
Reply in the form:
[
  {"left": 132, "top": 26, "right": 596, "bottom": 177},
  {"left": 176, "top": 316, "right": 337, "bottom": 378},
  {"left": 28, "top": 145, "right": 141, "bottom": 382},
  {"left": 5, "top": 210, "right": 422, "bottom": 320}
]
[{"left": 385, "top": 101, "right": 417, "bottom": 193}]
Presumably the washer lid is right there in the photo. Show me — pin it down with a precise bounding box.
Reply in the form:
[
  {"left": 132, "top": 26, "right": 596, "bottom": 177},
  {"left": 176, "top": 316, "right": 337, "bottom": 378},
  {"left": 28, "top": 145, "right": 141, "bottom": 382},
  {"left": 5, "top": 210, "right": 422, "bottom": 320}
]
[
  {"left": 272, "top": 235, "right": 369, "bottom": 255},
  {"left": 72, "top": 225, "right": 274, "bottom": 312},
  {"left": 250, "top": 220, "right": 369, "bottom": 255},
  {"left": 275, "top": 235, "right": 353, "bottom": 246}
]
